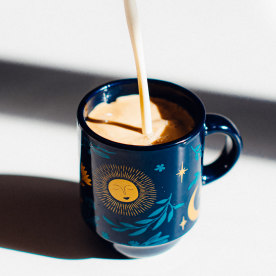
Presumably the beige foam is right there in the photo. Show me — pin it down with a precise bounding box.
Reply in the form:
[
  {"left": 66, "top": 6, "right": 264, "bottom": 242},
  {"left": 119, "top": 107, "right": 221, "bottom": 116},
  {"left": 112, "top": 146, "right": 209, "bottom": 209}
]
[{"left": 86, "top": 95, "right": 194, "bottom": 146}]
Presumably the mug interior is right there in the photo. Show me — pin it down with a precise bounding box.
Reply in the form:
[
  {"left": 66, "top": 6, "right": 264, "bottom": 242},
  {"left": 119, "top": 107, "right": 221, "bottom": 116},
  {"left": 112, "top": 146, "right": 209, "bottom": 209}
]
[{"left": 78, "top": 79, "right": 205, "bottom": 149}]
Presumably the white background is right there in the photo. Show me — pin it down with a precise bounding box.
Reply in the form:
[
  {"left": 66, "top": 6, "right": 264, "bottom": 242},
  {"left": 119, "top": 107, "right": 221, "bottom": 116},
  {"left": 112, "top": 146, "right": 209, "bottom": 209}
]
[
  {"left": 0, "top": 0, "right": 276, "bottom": 99},
  {"left": 0, "top": 1, "right": 275, "bottom": 275}
]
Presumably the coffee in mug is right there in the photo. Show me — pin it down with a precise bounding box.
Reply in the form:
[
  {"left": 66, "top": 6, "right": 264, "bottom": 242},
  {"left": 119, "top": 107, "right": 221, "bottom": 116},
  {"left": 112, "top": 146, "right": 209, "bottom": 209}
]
[{"left": 86, "top": 94, "right": 195, "bottom": 146}]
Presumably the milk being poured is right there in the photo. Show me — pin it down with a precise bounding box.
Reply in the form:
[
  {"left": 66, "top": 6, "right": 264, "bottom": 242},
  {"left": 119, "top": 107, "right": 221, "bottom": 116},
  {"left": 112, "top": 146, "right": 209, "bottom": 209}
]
[{"left": 123, "top": 0, "right": 152, "bottom": 135}]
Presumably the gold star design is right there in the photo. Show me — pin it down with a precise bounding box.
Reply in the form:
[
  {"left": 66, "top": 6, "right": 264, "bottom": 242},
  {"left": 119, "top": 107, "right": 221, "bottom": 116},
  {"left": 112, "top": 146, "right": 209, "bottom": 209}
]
[
  {"left": 176, "top": 162, "right": 188, "bottom": 183},
  {"left": 179, "top": 216, "right": 187, "bottom": 230}
]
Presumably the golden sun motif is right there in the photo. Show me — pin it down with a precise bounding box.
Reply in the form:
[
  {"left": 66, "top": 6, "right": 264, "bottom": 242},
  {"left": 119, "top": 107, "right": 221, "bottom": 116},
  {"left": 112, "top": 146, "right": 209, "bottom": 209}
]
[
  {"left": 176, "top": 162, "right": 188, "bottom": 183},
  {"left": 108, "top": 179, "right": 139, "bottom": 203},
  {"left": 81, "top": 163, "right": 92, "bottom": 186},
  {"left": 94, "top": 164, "right": 156, "bottom": 216}
]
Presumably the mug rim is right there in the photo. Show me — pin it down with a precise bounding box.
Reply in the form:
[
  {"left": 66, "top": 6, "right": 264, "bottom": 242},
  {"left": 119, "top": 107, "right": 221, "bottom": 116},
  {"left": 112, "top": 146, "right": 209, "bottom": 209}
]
[{"left": 77, "top": 78, "right": 206, "bottom": 151}]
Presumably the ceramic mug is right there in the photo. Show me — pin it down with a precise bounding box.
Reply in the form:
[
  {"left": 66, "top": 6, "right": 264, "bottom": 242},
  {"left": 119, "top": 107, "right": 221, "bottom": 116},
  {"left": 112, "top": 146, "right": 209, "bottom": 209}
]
[{"left": 77, "top": 79, "right": 242, "bottom": 258}]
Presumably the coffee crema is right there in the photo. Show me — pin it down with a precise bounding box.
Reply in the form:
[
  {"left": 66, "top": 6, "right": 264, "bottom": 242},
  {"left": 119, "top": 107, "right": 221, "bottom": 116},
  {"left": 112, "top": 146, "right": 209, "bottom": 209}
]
[{"left": 86, "top": 95, "right": 195, "bottom": 146}]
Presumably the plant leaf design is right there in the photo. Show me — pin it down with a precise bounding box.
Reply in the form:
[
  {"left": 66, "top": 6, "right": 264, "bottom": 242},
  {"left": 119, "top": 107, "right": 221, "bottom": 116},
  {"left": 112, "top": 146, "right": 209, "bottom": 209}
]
[
  {"left": 135, "top": 219, "right": 153, "bottom": 225},
  {"left": 128, "top": 241, "right": 140, "bottom": 246},
  {"left": 167, "top": 207, "right": 174, "bottom": 222},
  {"left": 191, "top": 145, "right": 202, "bottom": 161},
  {"left": 119, "top": 222, "right": 136, "bottom": 228},
  {"left": 89, "top": 143, "right": 115, "bottom": 159},
  {"left": 129, "top": 232, "right": 170, "bottom": 246},
  {"left": 152, "top": 212, "right": 167, "bottom": 230},
  {"left": 156, "top": 199, "right": 168, "bottom": 204},
  {"left": 142, "top": 232, "right": 170, "bottom": 246},
  {"left": 149, "top": 239, "right": 169, "bottom": 246},
  {"left": 148, "top": 206, "right": 165, "bottom": 218},
  {"left": 188, "top": 172, "right": 200, "bottom": 190},
  {"left": 91, "top": 148, "right": 110, "bottom": 159},
  {"left": 103, "top": 216, "right": 118, "bottom": 226},
  {"left": 103, "top": 194, "right": 184, "bottom": 238},
  {"left": 129, "top": 227, "right": 148, "bottom": 236},
  {"left": 156, "top": 235, "right": 170, "bottom": 241},
  {"left": 146, "top": 232, "right": 162, "bottom": 243},
  {"left": 174, "top": 203, "right": 185, "bottom": 209},
  {"left": 112, "top": 228, "right": 129, "bottom": 232},
  {"left": 94, "top": 146, "right": 115, "bottom": 154}
]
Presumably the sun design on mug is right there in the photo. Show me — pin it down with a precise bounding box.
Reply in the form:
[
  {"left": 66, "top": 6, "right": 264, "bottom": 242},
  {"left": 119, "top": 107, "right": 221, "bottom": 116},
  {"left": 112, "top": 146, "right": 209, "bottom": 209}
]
[
  {"left": 108, "top": 179, "right": 139, "bottom": 202},
  {"left": 94, "top": 164, "right": 156, "bottom": 216}
]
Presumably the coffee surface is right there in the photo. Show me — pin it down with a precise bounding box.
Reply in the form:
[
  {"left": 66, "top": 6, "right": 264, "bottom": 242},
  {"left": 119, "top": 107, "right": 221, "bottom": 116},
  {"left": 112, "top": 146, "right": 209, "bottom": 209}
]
[{"left": 86, "top": 95, "right": 194, "bottom": 146}]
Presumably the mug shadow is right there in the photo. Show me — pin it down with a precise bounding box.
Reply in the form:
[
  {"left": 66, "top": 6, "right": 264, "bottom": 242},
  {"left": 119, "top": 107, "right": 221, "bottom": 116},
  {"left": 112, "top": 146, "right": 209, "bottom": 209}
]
[
  {"left": 0, "top": 174, "right": 127, "bottom": 260},
  {"left": 0, "top": 59, "right": 275, "bottom": 160}
]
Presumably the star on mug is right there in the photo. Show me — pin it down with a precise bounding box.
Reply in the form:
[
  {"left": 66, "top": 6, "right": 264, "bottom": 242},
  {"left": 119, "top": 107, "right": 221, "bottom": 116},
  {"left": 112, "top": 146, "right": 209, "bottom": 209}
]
[
  {"left": 179, "top": 216, "right": 187, "bottom": 230},
  {"left": 176, "top": 162, "right": 188, "bottom": 183}
]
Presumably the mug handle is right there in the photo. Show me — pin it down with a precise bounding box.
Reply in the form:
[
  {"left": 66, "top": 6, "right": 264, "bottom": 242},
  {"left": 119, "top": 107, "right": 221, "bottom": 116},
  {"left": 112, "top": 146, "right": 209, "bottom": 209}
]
[{"left": 202, "top": 114, "right": 243, "bottom": 185}]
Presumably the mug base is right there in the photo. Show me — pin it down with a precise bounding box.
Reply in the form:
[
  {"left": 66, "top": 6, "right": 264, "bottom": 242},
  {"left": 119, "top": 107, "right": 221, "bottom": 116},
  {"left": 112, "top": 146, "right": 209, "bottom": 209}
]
[{"left": 113, "top": 239, "right": 180, "bottom": 258}]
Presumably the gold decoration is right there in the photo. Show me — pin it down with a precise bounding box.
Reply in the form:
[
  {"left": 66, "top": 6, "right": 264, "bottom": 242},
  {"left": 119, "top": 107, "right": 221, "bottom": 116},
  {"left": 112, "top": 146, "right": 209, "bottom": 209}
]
[
  {"left": 188, "top": 185, "right": 199, "bottom": 221},
  {"left": 94, "top": 164, "right": 156, "bottom": 216},
  {"left": 176, "top": 162, "right": 188, "bottom": 183},
  {"left": 179, "top": 216, "right": 187, "bottom": 230},
  {"left": 81, "top": 163, "right": 92, "bottom": 186}
]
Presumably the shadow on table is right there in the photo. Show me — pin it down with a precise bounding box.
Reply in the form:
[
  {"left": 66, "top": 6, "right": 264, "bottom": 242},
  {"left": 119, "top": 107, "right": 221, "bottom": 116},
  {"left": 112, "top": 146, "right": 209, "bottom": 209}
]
[
  {"left": 0, "top": 59, "right": 275, "bottom": 159},
  {"left": 194, "top": 88, "right": 276, "bottom": 160},
  {"left": 0, "top": 59, "right": 115, "bottom": 125},
  {"left": 0, "top": 175, "right": 127, "bottom": 260}
]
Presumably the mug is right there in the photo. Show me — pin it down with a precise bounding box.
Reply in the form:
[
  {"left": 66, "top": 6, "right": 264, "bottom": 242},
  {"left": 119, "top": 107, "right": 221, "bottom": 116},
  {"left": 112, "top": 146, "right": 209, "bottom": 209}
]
[{"left": 77, "top": 79, "right": 242, "bottom": 258}]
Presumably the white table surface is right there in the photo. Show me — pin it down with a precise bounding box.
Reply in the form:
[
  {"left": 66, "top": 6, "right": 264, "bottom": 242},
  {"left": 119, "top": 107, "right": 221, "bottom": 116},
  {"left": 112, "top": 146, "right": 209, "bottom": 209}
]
[{"left": 0, "top": 113, "right": 275, "bottom": 276}]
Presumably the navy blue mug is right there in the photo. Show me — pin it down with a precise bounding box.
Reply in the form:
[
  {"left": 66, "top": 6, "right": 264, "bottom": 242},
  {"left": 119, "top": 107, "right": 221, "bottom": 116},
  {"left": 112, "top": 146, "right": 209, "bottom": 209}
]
[{"left": 77, "top": 79, "right": 242, "bottom": 258}]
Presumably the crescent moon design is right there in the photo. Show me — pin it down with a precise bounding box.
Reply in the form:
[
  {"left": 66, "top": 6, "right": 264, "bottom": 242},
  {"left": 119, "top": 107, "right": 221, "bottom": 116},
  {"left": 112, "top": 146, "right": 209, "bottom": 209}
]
[{"left": 188, "top": 185, "right": 199, "bottom": 221}]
